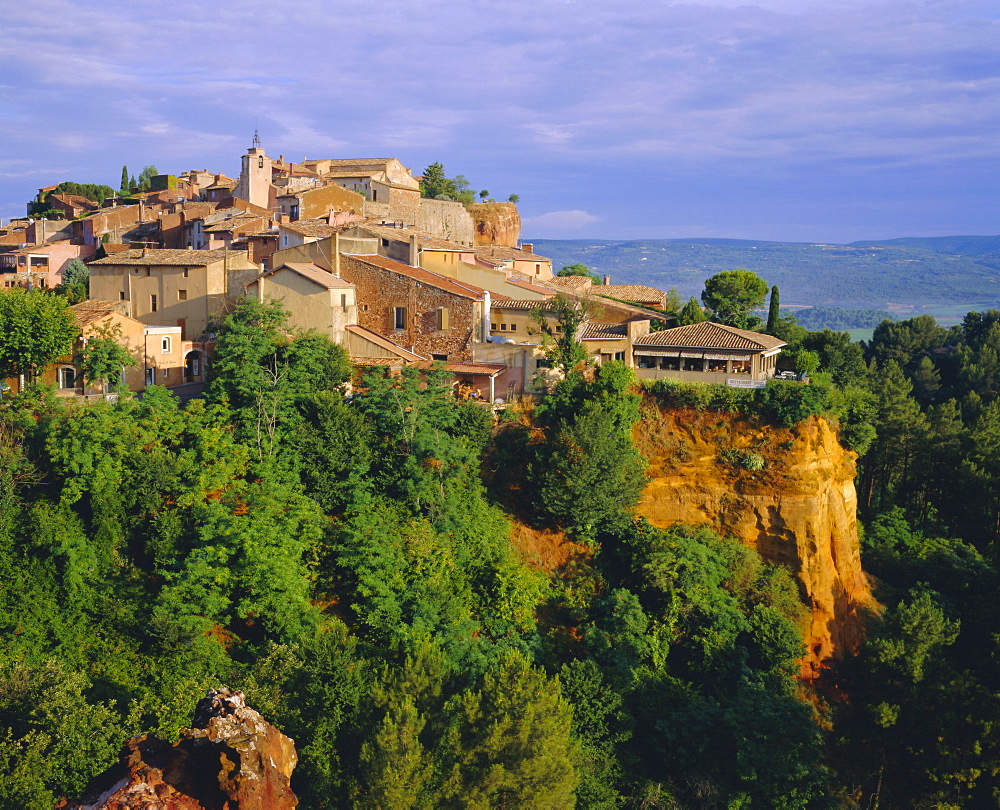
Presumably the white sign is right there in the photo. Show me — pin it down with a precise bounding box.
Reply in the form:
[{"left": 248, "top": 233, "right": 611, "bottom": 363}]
[{"left": 727, "top": 378, "right": 766, "bottom": 389}]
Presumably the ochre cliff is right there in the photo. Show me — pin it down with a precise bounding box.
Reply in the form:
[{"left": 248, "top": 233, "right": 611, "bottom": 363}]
[
  {"left": 59, "top": 688, "right": 298, "bottom": 809},
  {"left": 634, "top": 407, "right": 875, "bottom": 676},
  {"left": 468, "top": 202, "right": 521, "bottom": 246}
]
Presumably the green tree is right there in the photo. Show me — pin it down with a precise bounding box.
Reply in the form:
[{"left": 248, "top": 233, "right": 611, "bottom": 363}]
[
  {"left": 440, "top": 650, "right": 578, "bottom": 808},
  {"left": 0, "top": 289, "right": 79, "bottom": 379},
  {"left": 507, "top": 194, "right": 520, "bottom": 204},
  {"left": 795, "top": 349, "right": 820, "bottom": 377},
  {"left": 419, "top": 162, "right": 453, "bottom": 200},
  {"left": 119, "top": 165, "right": 130, "bottom": 195},
  {"left": 557, "top": 263, "right": 601, "bottom": 283},
  {"left": 677, "top": 296, "right": 707, "bottom": 325},
  {"left": 529, "top": 293, "right": 590, "bottom": 376},
  {"left": 766, "top": 284, "right": 780, "bottom": 332},
  {"left": 663, "top": 287, "right": 683, "bottom": 317},
  {"left": 137, "top": 165, "right": 158, "bottom": 191},
  {"left": 75, "top": 322, "right": 138, "bottom": 390},
  {"left": 701, "top": 269, "right": 768, "bottom": 330},
  {"left": 56, "top": 259, "right": 90, "bottom": 304}
]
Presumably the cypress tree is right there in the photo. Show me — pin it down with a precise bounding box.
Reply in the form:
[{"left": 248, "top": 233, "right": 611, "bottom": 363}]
[
  {"left": 120, "top": 165, "right": 129, "bottom": 194},
  {"left": 766, "top": 285, "right": 781, "bottom": 333}
]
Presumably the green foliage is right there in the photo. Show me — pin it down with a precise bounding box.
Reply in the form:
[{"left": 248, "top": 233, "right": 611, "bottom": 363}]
[
  {"left": 75, "top": 322, "right": 138, "bottom": 388},
  {"left": 529, "top": 293, "right": 590, "bottom": 376},
  {"left": 677, "top": 295, "right": 707, "bottom": 325},
  {"left": 0, "top": 289, "right": 79, "bottom": 378},
  {"left": 57, "top": 258, "right": 90, "bottom": 303},
  {"left": 557, "top": 263, "right": 601, "bottom": 283},
  {"left": 418, "top": 162, "right": 475, "bottom": 204},
  {"left": 766, "top": 284, "right": 780, "bottom": 332},
  {"left": 701, "top": 269, "right": 769, "bottom": 330},
  {"left": 120, "top": 165, "right": 129, "bottom": 195}
]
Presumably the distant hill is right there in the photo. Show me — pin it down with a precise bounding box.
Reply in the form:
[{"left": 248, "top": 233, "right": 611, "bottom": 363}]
[{"left": 528, "top": 236, "right": 1000, "bottom": 312}]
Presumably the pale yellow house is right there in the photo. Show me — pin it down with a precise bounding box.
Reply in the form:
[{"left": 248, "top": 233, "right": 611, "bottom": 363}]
[
  {"left": 245, "top": 262, "right": 357, "bottom": 343},
  {"left": 89, "top": 248, "right": 261, "bottom": 340}
]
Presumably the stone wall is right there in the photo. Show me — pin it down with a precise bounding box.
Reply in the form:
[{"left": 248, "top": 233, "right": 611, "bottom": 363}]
[
  {"left": 338, "top": 254, "right": 481, "bottom": 361},
  {"left": 419, "top": 198, "right": 475, "bottom": 244}
]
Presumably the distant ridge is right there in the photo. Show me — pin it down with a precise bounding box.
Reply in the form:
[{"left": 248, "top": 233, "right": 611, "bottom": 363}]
[{"left": 528, "top": 236, "right": 1000, "bottom": 311}]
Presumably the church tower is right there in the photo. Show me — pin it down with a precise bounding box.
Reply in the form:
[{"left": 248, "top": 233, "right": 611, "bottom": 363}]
[{"left": 233, "top": 129, "right": 272, "bottom": 209}]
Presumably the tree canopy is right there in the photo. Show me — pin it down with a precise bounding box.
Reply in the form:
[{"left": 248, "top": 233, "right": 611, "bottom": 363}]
[
  {"left": 701, "top": 269, "right": 769, "bottom": 330},
  {"left": 0, "top": 289, "right": 79, "bottom": 379}
]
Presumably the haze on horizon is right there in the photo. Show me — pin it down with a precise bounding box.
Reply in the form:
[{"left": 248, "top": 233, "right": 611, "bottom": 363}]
[{"left": 2, "top": 0, "right": 998, "bottom": 244}]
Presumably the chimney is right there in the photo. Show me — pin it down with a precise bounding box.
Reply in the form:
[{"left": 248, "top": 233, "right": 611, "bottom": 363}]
[
  {"left": 521, "top": 242, "right": 534, "bottom": 254},
  {"left": 409, "top": 234, "right": 419, "bottom": 267},
  {"left": 603, "top": 274, "right": 611, "bottom": 285}
]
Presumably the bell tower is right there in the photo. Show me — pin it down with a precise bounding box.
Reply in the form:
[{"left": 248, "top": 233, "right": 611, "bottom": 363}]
[{"left": 233, "top": 128, "right": 272, "bottom": 209}]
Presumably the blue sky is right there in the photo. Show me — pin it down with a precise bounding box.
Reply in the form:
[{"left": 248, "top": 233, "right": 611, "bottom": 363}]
[{"left": 1, "top": 0, "right": 998, "bottom": 242}]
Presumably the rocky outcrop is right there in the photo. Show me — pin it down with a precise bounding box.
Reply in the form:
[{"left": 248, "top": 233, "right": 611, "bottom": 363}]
[
  {"left": 60, "top": 688, "right": 298, "bottom": 809},
  {"left": 467, "top": 202, "right": 521, "bottom": 246},
  {"left": 634, "top": 407, "right": 876, "bottom": 676}
]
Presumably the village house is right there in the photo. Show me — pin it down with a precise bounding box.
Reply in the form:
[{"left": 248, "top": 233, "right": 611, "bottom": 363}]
[
  {"left": 473, "top": 243, "right": 553, "bottom": 281},
  {"left": 7, "top": 300, "right": 205, "bottom": 399},
  {"left": 245, "top": 262, "right": 357, "bottom": 343},
  {"left": 631, "top": 321, "right": 786, "bottom": 382},
  {"left": 337, "top": 253, "right": 489, "bottom": 362},
  {"left": 88, "top": 248, "right": 261, "bottom": 340},
  {"left": 0, "top": 241, "right": 95, "bottom": 289}
]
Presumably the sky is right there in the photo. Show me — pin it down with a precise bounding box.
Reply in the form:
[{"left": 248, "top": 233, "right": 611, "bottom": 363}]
[{"left": 1, "top": 0, "right": 998, "bottom": 243}]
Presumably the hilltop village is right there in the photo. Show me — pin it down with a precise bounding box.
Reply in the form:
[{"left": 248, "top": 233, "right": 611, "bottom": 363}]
[{"left": 0, "top": 138, "right": 785, "bottom": 399}]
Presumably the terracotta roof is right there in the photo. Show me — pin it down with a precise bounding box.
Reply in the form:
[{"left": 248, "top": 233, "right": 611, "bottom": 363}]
[
  {"left": 491, "top": 299, "right": 549, "bottom": 311},
  {"left": 634, "top": 322, "right": 786, "bottom": 351},
  {"left": 89, "top": 249, "right": 247, "bottom": 266},
  {"left": 598, "top": 284, "right": 665, "bottom": 305},
  {"left": 474, "top": 245, "right": 551, "bottom": 264},
  {"left": 314, "top": 158, "right": 396, "bottom": 168},
  {"left": 343, "top": 254, "right": 486, "bottom": 300},
  {"left": 345, "top": 325, "right": 428, "bottom": 361},
  {"left": 415, "top": 361, "right": 506, "bottom": 376},
  {"left": 71, "top": 299, "right": 130, "bottom": 327},
  {"left": 505, "top": 278, "right": 555, "bottom": 296},
  {"left": 253, "top": 263, "right": 355, "bottom": 290},
  {"left": 203, "top": 216, "right": 261, "bottom": 233},
  {"left": 547, "top": 275, "right": 594, "bottom": 290},
  {"left": 51, "top": 193, "right": 98, "bottom": 210},
  {"left": 352, "top": 356, "right": 403, "bottom": 367},
  {"left": 581, "top": 322, "right": 628, "bottom": 340},
  {"left": 282, "top": 219, "right": 340, "bottom": 238}
]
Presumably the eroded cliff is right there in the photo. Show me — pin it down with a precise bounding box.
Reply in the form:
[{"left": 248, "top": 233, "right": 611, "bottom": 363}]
[
  {"left": 467, "top": 202, "right": 521, "bottom": 246},
  {"left": 634, "top": 406, "right": 875, "bottom": 676}
]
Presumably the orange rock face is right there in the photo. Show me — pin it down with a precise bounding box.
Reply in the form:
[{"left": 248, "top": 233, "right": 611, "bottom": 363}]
[
  {"left": 60, "top": 688, "right": 298, "bottom": 809},
  {"left": 467, "top": 202, "right": 521, "bottom": 246},
  {"left": 634, "top": 407, "right": 876, "bottom": 676}
]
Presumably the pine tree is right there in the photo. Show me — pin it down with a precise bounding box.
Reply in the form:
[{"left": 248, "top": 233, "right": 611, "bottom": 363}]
[
  {"left": 766, "top": 285, "right": 781, "bottom": 333},
  {"left": 677, "top": 296, "right": 707, "bottom": 325}
]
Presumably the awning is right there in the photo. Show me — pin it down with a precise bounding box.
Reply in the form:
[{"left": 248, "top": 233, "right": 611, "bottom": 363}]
[
  {"left": 705, "top": 352, "right": 751, "bottom": 361},
  {"left": 634, "top": 350, "right": 682, "bottom": 358}
]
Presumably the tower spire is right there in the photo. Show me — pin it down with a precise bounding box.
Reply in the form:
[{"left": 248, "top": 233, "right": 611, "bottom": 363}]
[{"left": 252, "top": 118, "right": 261, "bottom": 149}]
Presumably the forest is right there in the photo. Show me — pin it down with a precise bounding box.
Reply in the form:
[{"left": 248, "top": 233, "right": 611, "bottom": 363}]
[{"left": 5, "top": 292, "right": 1000, "bottom": 807}]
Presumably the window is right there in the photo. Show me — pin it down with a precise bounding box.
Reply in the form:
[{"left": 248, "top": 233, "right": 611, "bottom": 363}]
[
  {"left": 162, "top": 368, "right": 169, "bottom": 379},
  {"left": 394, "top": 307, "right": 406, "bottom": 329},
  {"left": 178, "top": 289, "right": 187, "bottom": 300},
  {"left": 258, "top": 155, "right": 264, "bottom": 169},
  {"left": 490, "top": 323, "right": 496, "bottom": 331},
  {"left": 432, "top": 353, "right": 448, "bottom": 361},
  {"left": 161, "top": 336, "right": 171, "bottom": 353},
  {"left": 436, "top": 308, "right": 449, "bottom": 330},
  {"left": 536, "top": 358, "right": 551, "bottom": 369},
  {"left": 145, "top": 268, "right": 151, "bottom": 276},
  {"left": 282, "top": 235, "right": 288, "bottom": 247},
  {"left": 58, "top": 367, "right": 75, "bottom": 389},
  {"left": 119, "top": 291, "right": 126, "bottom": 300},
  {"left": 341, "top": 294, "right": 347, "bottom": 310},
  {"left": 183, "top": 268, "right": 189, "bottom": 278},
  {"left": 509, "top": 323, "right": 517, "bottom": 332},
  {"left": 145, "top": 368, "right": 155, "bottom": 385},
  {"left": 614, "top": 351, "right": 626, "bottom": 361},
  {"left": 150, "top": 294, "right": 158, "bottom": 312},
  {"left": 362, "top": 304, "right": 369, "bottom": 312},
  {"left": 535, "top": 264, "right": 541, "bottom": 275},
  {"left": 500, "top": 324, "right": 507, "bottom": 331}
]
